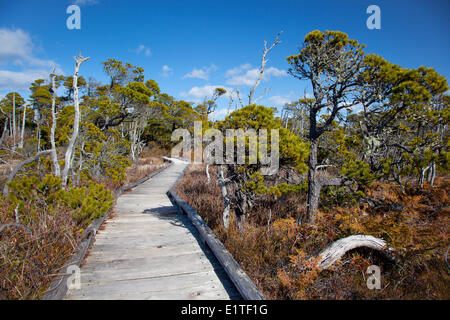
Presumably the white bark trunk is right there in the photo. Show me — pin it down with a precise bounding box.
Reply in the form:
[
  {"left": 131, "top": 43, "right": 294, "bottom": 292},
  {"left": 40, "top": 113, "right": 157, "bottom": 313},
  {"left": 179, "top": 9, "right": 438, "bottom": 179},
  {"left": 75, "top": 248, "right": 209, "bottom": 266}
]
[
  {"left": 130, "top": 121, "right": 138, "bottom": 163},
  {"left": 50, "top": 73, "right": 60, "bottom": 177},
  {"left": 206, "top": 164, "right": 210, "bottom": 183},
  {"left": 18, "top": 104, "right": 26, "bottom": 149},
  {"left": 61, "top": 54, "right": 89, "bottom": 187},
  {"left": 420, "top": 166, "right": 430, "bottom": 188},
  {"left": 430, "top": 162, "right": 436, "bottom": 186},
  {"left": 218, "top": 165, "right": 230, "bottom": 229},
  {"left": 12, "top": 92, "right": 16, "bottom": 150},
  {"left": 248, "top": 32, "right": 282, "bottom": 105}
]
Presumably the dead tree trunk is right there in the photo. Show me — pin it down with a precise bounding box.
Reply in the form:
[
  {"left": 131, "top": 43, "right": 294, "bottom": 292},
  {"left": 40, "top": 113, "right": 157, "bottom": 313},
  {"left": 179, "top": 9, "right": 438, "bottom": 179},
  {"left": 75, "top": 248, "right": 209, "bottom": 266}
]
[
  {"left": 206, "top": 164, "right": 211, "bottom": 183},
  {"left": 12, "top": 92, "right": 16, "bottom": 150},
  {"left": 18, "top": 104, "right": 26, "bottom": 149},
  {"left": 218, "top": 165, "right": 231, "bottom": 229},
  {"left": 317, "top": 235, "right": 397, "bottom": 269},
  {"left": 429, "top": 162, "right": 436, "bottom": 186},
  {"left": 61, "top": 54, "right": 89, "bottom": 187},
  {"left": 50, "top": 72, "right": 61, "bottom": 177},
  {"left": 420, "top": 166, "right": 430, "bottom": 188},
  {"left": 248, "top": 32, "right": 282, "bottom": 105}
]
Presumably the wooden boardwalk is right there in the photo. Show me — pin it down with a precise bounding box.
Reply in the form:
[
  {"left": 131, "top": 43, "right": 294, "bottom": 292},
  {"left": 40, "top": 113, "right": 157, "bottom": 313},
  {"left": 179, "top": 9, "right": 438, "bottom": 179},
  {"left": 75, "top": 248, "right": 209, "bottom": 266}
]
[{"left": 65, "top": 159, "right": 241, "bottom": 300}]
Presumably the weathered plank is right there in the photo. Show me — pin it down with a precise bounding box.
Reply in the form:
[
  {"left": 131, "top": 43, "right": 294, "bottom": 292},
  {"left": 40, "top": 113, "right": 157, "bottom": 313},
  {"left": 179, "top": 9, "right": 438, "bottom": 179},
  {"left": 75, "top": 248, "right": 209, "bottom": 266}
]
[
  {"left": 168, "top": 190, "right": 266, "bottom": 300},
  {"left": 62, "top": 158, "right": 240, "bottom": 300},
  {"left": 68, "top": 270, "right": 231, "bottom": 298},
  {"left": 44, "top": 162, "right": 174, "bottom": 300}
]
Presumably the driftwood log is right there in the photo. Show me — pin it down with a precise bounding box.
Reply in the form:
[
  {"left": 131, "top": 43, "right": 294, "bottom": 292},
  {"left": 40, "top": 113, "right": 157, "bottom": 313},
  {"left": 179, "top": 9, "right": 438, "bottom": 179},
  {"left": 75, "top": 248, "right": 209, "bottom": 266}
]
[{"left": 317, "top": 235, "right": 397, "bottom": 269}]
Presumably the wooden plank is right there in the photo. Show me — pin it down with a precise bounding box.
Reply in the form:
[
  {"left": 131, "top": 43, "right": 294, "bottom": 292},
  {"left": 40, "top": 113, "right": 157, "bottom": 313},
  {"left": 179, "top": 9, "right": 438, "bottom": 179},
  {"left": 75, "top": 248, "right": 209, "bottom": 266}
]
[
  {"left": 80, "top": 251, "right": 211, "bottom": 273},
  {"left": 61, "top": 158, "right": 241, "bottom": 300},
  {"left": 168, "top": 190, "right": 266, "bottom": 300},
  {"left": 43, "top": 162, "right": 171, "bottom": 300},
  {"left": 85, "top": 245, "right": 205, "bottom": 262},
  {"left": 67, "top": 282, "right": 240, "bottom": 300},
  {"left": 66, "top": 270, "right": 231, "bottom": 299}
]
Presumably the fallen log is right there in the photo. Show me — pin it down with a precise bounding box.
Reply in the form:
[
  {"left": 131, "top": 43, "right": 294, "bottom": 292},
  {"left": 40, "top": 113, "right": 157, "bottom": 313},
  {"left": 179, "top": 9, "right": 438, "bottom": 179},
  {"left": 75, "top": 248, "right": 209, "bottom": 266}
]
[{"left": 317, "top": 235, "right": 397, "bottom": 269}]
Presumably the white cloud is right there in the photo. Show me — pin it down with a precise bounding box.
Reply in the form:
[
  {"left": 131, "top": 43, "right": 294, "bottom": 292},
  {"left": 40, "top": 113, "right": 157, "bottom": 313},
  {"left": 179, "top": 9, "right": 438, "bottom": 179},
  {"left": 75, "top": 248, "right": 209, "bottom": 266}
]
[
  {"left": 0, "top": 28, "right": 61, "bottom": 93},
  {"left": 160, "top": 65, "right": 173, "bottom": 78},
  {"left": 180, "top": 84, "right": 233, "bottom": 103},
  {"left": 269, "top": 95, "right": 292, "bottom": 106},
  {"left": 224, "top": 63, "right": 251, "bottom": 78},
  {"left": 0, "top": 28, "right": 58, "bottom": 68},
  {"left": 0, "top": 69, "right": 51, "bottom": 91},
  {"left": 225, "top": 69, "right": 259, "bottom": 86},
  {"left": 268, "top": 91, "right": 315, "bottom": 107},
  {"left": 225, "top": 64, "right": 287, "bottom": 86},
  {"left": 183, "top": 64, "right": 217, "bottom": 80},
  {"left": 265, "top": 67, "right": 287, "bottom": 77},
  {"left": 134, "top": 44, "right": 152, "bottom": 57}
]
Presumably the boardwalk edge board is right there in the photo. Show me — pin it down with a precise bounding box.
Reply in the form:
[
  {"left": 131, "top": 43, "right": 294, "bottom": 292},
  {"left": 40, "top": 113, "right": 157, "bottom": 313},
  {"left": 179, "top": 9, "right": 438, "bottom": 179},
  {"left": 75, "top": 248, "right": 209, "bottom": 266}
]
[
  {"left": 167, "top": 185, "right": 266, "bottom": 300},
  {"left": 42, "top": 159, "right": 173, "bottom": 300}
]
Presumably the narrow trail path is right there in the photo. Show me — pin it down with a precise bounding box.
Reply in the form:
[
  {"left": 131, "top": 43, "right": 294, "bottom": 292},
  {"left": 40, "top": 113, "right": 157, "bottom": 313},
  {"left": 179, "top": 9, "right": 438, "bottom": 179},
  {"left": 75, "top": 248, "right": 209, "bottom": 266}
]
[{"left": 65, "top": 159, "right": 240, "bottom": 300}]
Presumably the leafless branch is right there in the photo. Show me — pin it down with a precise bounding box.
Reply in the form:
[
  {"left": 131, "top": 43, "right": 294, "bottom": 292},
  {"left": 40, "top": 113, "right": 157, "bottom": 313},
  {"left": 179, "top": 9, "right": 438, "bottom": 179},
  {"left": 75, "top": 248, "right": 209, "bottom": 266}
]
[{"left": 248, "top": 31, "right": 283, "bottom": 105}]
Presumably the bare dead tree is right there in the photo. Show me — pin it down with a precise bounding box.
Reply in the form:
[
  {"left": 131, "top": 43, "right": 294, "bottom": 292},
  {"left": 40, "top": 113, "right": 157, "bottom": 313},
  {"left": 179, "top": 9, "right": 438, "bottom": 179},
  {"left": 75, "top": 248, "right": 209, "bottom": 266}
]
[
  {"left": 12, "top": 92, "right": 16, "bottom": 150},
  {"left": 50, "top": 70, "right": 61, "bottom": 176},
  {"left": 206, "top": 164, "right": 211, "bottom": 183},
  {"left": 18, "top": 103, "right": 26, "bottom": 149},
  {"left": 253, "top": 87, "right": 271, "bottom": 104},
  {"left": 61, "top": 54, "right": 89, "bottom": 187},
  {"left": 235, "top": 88, "right": 244, "bottom": 109},
  {"left": 248, "top": 31, "right": 282, "bottom": 105},
  {"left": 217, "top": 165, "right": 231, "bottom": 229}
]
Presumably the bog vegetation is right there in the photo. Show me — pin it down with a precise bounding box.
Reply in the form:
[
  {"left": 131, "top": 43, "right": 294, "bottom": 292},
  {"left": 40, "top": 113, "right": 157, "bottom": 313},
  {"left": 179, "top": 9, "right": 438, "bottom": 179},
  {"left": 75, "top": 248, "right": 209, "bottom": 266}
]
[{"left": 0, "top": 30, "right": 448, "bottom": 299}]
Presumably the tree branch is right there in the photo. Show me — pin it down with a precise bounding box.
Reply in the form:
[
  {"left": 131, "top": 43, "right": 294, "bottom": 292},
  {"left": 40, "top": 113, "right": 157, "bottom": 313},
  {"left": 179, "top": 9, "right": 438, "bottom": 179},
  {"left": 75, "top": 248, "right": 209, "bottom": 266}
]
[
  {"left": 2, "top": 150, "right": 52, "bottom": 196},
  {"left": 248, "top": 31, "right": 282, "bottom": 105}
]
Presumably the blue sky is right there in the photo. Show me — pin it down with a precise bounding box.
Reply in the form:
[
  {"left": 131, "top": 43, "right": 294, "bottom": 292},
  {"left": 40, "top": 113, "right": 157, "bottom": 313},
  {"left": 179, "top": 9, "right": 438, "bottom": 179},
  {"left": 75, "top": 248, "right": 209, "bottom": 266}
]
[{"left": 0, "top": 0, "right": 449, "bottom": 119}]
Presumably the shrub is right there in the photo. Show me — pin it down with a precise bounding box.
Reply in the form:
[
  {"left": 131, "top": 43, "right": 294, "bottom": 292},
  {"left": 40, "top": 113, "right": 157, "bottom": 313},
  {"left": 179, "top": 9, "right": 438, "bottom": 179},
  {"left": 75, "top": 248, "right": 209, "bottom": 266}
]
[
  {"left": 176, "top": 164, "right": 450, "bottom": 299},
  {"left": 8, "top": 173, "right": 114, "bottom": 227}
]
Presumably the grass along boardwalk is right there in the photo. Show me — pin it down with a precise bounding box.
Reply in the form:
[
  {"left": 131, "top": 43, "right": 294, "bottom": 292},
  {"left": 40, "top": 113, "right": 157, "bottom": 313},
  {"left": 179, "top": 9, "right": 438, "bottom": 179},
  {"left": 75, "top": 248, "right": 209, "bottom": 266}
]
[{"left": 65, "top": 158, "right": 240, "bottom": 300}]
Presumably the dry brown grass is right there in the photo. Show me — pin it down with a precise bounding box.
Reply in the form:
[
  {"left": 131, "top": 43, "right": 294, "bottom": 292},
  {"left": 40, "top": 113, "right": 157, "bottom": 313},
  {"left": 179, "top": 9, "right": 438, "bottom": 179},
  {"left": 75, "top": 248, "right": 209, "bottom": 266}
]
[
  {"left": 175, "top": 164, "right": 450, "bottom": 300},
  {"left": 0, "top": 199, "right": 79, "bottom": 299}
]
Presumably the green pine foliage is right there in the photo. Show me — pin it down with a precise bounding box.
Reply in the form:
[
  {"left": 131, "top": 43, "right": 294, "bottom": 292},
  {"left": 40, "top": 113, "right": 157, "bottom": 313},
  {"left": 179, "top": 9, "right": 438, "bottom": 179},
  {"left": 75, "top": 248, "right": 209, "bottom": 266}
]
[{"left": 7, "top": 174, "right": 113, "bottom": 227}]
